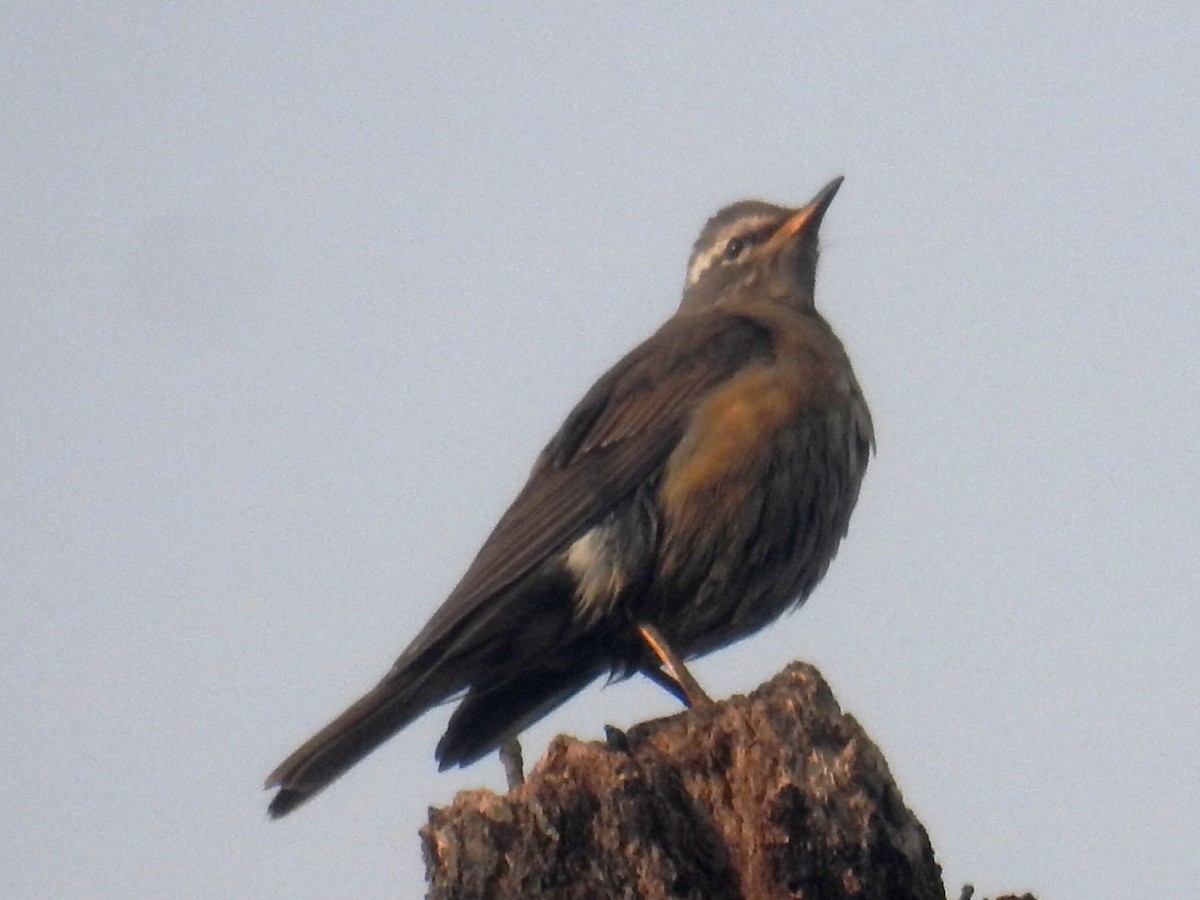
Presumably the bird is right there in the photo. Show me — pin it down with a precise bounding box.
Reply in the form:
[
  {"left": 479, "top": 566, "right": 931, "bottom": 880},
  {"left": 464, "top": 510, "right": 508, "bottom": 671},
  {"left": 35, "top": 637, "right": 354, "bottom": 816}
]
[{"left": 265, "top": 176, "right": 874, "bottom": 818}]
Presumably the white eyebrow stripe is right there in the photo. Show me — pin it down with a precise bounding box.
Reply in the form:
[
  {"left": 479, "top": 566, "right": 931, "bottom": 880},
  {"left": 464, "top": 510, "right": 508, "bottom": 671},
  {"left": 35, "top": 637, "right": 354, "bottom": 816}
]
[
  {"left": 685, "top": 244, "right": 723, "bottom": 288},
  {"left": 685, "top": 214, "right": 780, "bottom": 288}
]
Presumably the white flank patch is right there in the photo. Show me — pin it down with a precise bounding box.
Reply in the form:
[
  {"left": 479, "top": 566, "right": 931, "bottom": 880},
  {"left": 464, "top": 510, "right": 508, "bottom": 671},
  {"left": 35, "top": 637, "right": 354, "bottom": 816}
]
[{"left": 563, "top": 527, "right": 625, "bottom": 621}]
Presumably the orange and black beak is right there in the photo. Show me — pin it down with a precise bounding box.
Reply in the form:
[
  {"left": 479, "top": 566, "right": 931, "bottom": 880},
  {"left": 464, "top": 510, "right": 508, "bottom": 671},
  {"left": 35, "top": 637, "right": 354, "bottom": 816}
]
[{"left": 761, "top": 176, "right": 844, "bottom": 257}]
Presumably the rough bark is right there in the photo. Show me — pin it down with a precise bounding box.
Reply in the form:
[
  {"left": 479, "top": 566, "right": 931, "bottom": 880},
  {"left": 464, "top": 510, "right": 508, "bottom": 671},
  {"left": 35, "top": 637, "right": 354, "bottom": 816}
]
[{"left": 422, "top": 662, "right": 1022, "bottom": 899}]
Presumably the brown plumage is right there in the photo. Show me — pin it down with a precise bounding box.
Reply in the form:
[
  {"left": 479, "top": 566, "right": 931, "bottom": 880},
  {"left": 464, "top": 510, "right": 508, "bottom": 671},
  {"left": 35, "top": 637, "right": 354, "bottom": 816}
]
[{"left": 265, "top": 177, "right": 873, "bottom": 817}]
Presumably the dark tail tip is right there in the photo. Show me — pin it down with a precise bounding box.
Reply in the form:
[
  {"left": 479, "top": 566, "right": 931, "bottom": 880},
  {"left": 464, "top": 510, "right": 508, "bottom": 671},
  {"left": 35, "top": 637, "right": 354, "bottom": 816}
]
[
  {"left": 267, "top": 787, "right": 310, "bottom": 819},
  {"left": 263, "top": 676, "right": 441, "bottom": 820}
]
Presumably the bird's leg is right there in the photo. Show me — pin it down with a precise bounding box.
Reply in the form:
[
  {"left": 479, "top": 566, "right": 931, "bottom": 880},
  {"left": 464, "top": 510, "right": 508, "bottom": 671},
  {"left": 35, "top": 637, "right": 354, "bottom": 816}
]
[
  {"left": 498, "top": 737, "right": 524, "bottom": 790},
  {"left": 638, "top": 662, "right": 691, "bottom": 705},
  {"left": 636, "top": 622, "right": 713, "bottom": 707}
]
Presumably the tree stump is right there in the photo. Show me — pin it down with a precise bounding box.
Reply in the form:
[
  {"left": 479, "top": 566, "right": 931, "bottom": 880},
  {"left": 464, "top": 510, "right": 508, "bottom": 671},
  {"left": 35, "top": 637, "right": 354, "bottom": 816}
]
[{"left": 422, "top": 662, "right": 952, "bottom": 899}]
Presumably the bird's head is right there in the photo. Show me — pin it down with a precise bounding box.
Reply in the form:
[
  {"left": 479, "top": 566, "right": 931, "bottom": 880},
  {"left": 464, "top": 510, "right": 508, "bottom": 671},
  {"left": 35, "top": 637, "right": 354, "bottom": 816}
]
[{"left": 679, "top": 176, "right": 843, "bottom": 314}]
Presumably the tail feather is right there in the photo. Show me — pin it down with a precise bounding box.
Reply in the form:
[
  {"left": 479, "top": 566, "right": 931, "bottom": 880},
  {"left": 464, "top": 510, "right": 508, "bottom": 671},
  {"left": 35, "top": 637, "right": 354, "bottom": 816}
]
[
  {"left": 266, "top": 571, "right": 595, "bottom": 815},
  {"left": 265, "top": 677, "right": 440, "bottom": 818}
]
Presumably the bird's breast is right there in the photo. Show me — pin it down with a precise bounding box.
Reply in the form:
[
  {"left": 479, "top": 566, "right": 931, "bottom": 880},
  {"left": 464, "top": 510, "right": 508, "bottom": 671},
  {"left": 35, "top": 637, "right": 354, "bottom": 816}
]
[
  {"left": 651, "top": 327, "right": 868, "bottom": 654},
  {"left": 660, "top": 355, "right": 834, "bottom": 524}
]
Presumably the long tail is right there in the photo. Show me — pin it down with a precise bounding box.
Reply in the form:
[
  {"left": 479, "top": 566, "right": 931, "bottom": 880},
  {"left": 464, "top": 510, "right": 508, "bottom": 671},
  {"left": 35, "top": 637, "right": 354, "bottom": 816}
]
[
  {"left": 264, "top": 677, "right": 440, "bottom": 818},
  {"left": 266, "top": 568, "right": 609, "bottom": 815}
]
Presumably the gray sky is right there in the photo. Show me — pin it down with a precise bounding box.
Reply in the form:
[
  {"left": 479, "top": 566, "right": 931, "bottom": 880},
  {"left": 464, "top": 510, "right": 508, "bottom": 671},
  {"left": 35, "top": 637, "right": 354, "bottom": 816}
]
[{"left": 4, "top": 5, "right": 1198, "bottom": 899}]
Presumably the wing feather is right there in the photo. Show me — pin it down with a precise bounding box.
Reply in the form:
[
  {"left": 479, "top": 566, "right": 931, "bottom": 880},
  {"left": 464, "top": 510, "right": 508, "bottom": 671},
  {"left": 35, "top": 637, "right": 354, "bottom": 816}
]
[{"left": 392, "top": 312, "right": 774, "bottom": 669}]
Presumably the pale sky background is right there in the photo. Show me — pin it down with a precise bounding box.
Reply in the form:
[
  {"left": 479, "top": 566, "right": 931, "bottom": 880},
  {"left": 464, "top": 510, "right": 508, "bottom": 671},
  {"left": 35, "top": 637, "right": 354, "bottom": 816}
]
[{"left": 4, "top": 5, "right": 1198, "bottom": 899}]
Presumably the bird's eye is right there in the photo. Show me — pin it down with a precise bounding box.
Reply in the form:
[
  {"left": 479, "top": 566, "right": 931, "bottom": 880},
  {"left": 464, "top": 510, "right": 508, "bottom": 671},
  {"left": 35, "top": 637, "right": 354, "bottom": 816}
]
[{"left": 723, "top": 237, "right": 746, "bottom": 260}]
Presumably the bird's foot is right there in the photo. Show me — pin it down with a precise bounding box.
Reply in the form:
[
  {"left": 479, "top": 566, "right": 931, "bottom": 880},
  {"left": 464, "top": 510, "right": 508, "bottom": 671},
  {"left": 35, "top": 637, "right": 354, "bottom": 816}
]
[{"left": 604, "top": 724, "right": 632, "bottom": 755}]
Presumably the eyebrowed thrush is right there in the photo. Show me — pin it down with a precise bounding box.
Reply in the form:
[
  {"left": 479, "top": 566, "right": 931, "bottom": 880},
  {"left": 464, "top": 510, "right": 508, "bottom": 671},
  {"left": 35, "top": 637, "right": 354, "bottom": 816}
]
[{"left": 266, "top": 176, "right": 873, "bottom": 817}]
